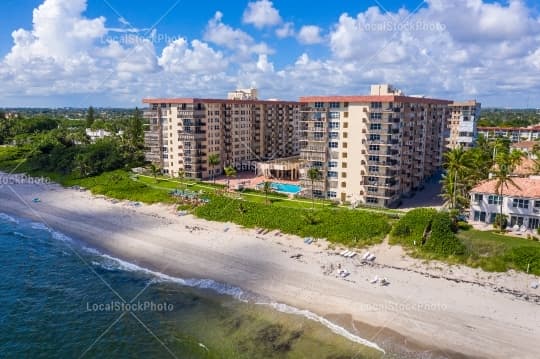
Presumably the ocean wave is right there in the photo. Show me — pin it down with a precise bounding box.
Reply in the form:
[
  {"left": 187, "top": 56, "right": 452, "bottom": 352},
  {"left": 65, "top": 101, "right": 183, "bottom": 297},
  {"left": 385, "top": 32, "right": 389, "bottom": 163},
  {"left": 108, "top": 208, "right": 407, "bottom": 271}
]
[
  {"left": 262, "top": 302, "right": 384, "bottom": 353},
  {"left": 28, "top": 221, "right": 73, "bottom": 243},
  {"left": 83, "top": 250, "right": 383, "bottom": 352},
  {"left": 12, "top": 231, "right": 31, "bottom": 239},
  {"left": 0, "top": 213, "right": 19, "bottom": 224},
  {"left": 30, "top": 222, "right": 50, "bottom": 231}
]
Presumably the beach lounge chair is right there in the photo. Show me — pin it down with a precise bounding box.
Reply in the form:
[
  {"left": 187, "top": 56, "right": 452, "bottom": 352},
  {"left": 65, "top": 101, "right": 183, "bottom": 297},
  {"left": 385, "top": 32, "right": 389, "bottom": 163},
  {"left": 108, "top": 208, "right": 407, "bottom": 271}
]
[
  {"left": 370, "top": 276, "right": 379, "bottom": 284},
  {"left": 380, "top": 278, "right": 390, "bottom": 286},
  {"left": 340, "top": 250, "right": 348, "bottom": 256},
  {"left": 341, "top": 250, "right": 350, "bottom": 257},
  {"left": 362, "top": 252, "right": 371, "bottom": 260},
  {"left": 348, "top": 252, "right": 357, "bottom": 258}
]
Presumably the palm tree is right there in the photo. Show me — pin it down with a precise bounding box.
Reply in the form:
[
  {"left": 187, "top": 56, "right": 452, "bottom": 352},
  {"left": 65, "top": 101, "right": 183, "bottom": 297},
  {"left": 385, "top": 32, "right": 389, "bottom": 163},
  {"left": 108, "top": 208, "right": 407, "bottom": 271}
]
[
  {"left": 307, "top": 167, "right": 321, "bottom": 209},
  {"left": 442, "top": 146, "right": 473, "bottom": 210},
  {"left": 150, "top": 163, "right": 159, "bottom": 182},
  {"left": 177, "top": 168, "right": 185, "bottom": 189},
  {"left": 224, "top": 166, "right": 237, "bottom": 190},
  {"left": 208, "top": 154, "right": 220, "bottom": 184},
  {"left": 493, "top": 151, "right": 520, "bottom": 232},
  {"left": 263, "top": 181, "right": 272, "bottom": 204}
]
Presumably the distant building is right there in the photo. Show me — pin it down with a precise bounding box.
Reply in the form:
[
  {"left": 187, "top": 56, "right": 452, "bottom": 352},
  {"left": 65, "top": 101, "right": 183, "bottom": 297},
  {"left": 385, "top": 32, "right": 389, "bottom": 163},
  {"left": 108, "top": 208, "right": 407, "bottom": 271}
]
[
  {"left": 142, "top": 90, "right": 300, "bottom": 179},
  {"left": 227, "top": 88, "right": 258, "bottom": 100},
  {"left": 85, "top": 128, "right": 123, "bottom": 142},
  {"left": 478, "top": 125, "right": 540, "bottom": 142},
  {"left": 511, "top": 141, "right": 538, "bottom": 159},
  {"left": 446, "top": 100, "right": 481, "bottom": 149},
  {"left": 299, "top": 84, "right": 451, "bottom": 207},
  {"left": 469, "top": 176, "right": 540, "bottom": 230}
]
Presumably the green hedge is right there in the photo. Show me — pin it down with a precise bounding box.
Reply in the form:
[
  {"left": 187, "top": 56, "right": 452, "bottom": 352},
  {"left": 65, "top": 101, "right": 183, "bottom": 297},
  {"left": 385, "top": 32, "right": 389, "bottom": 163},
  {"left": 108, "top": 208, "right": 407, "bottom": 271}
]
[
  {"left": 423, "top": 212, "right": 466, "bottom": 256},
  {"left": 194, "top": 195, "right": 391, "bottom": 246},
  {"left": 389, "top": 208, "right": 437, "bottom": 246}
]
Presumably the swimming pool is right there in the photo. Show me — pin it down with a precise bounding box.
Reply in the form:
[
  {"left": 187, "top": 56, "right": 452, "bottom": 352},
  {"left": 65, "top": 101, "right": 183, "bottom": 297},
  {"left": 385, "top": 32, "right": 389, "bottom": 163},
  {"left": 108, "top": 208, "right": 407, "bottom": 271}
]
[{"left": 269, "top": 182, "right": 302, "bottom": 194}]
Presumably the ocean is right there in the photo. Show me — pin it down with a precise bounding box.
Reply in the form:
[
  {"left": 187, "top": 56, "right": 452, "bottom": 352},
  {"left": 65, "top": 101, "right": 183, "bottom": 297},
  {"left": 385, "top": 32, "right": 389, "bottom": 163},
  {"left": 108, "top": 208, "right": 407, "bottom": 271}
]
[{"left": 0, "top": 212, "right": 385, "bottom": 358}]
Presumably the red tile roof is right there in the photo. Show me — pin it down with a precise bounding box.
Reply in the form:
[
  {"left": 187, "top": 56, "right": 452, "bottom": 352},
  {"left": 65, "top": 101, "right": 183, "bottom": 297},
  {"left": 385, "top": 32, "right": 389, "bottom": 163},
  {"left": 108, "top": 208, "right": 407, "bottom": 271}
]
[
  {"left": 471, "top": 177, "right": 540, "bottom": 198},
  {"left": 511, "top": 141, "right": 539, "bottom": 151},
  {"left": 299, "top": 95, "right": 452, "bottom": 105},
  {"left": 142, "top": 98, "right": 299, "bottom": 105}
]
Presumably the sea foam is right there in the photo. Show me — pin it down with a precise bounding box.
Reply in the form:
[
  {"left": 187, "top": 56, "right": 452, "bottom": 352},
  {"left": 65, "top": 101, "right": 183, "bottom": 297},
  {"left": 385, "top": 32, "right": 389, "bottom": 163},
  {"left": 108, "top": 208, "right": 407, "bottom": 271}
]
[
  {"left": 0, "top": 213, "right": 19, "bottom": 224},
  {"left": 85, "top": 249, "right": 384, "bottom": 352}
]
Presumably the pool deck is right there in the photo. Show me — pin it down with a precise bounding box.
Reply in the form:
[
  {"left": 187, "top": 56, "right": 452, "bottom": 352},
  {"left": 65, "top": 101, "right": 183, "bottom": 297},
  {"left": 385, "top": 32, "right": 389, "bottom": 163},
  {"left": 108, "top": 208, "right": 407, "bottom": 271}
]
[{"left": 210, "top": 172, "right": 301, "bottom": 190}]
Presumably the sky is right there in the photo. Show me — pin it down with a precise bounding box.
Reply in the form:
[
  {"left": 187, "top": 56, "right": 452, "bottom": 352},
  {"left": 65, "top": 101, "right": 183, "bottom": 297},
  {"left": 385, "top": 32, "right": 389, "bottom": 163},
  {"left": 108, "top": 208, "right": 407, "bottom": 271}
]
[{"left": 0, "top": 0, "right": 539, "bottom": 108}]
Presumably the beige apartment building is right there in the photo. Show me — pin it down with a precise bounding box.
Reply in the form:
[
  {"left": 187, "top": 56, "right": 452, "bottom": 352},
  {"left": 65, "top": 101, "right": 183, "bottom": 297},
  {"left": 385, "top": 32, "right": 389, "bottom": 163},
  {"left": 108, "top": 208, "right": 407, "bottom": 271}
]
[
  {"left": 299, "top": 84, "right": 451, "bottom": 207},
  {"left": 446, "top": 100, "right": 481, "bottom": 149},
  {"left": 143, "top": 91, "right": 300, "bottom": 179}
]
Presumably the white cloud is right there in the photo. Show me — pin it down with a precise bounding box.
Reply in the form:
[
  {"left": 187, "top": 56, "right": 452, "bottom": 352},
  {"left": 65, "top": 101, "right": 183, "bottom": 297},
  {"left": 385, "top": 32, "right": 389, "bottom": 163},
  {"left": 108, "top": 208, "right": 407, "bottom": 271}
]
[
  {"left": 2, "top": 0, "right": 540, "bottom": 107},
  {"left": 158, "top": 38, "right": 228, "bottom": 73},
  {"left": 297, "top": 25, "right": 324, "bottom": 44},
  {"left": 204, "top": 11, "right": 273, "bottom": 57},
  {"left": 242, "top": 0, "right": 282, "bottom": 28},
  {"left": 276, "top": 22, "right": 294, "bottom": 38}
]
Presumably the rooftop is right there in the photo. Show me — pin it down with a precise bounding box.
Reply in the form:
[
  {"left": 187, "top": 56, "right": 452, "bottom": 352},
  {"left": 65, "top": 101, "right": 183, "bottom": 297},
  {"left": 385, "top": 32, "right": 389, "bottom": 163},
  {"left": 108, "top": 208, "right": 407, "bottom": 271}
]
[
  {"left": 142, "top": 98, "right": 299, "bottom": 105},
  {"left": 299, "top": 95, "right": 452, "bottom": 105},
  {"left": 471, "top": 177, "right": 540, "bottom": 198},
  {"left": 511, "top": 141, "right": 539, "bottom": 151}
]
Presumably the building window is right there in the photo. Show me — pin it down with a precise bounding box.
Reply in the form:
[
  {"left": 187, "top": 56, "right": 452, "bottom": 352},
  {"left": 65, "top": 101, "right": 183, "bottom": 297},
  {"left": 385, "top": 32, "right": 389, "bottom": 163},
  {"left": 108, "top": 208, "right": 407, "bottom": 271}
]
[
  {"left": 329, "top": 122, "right": 340, "bottom": 129},
  {"left": 473, "top": 194, "right": 483, "bottom": 203},
  {"left": 366, "top": 197, "right": 379, "bottom": 204},
  {"left": 368, "top": 166, "right": 379, "bottom": 173},
  {"left": 367, "top": 187, "right": 378, "bottom": 193},
  {"left": 371, "top": 102, "right": 382, "bottom": 109},
  {"left": 342, "top": 152, "right": 348, "bottom": 158},
  {"left": 329, "top": 112, "right": 340, "bottom": 119},
  {"left": 342, "top": 162, "right": 347, "bottom": 168},
  {"left": 474, "top": 211, "right": 487, "bottom": 222},
  {"left": 327, "top": 191, "right": 337, "bottom": 198},
  {"left": 370, "top": 123, "right": 382, "bottom": 130},
  {"left": 512, "top": 199, "right": 529, "bottom": 209},
  {"left": 328, "top": 161, "right": 338, "bottom": 168},
  {"left": 368, "top": 155, "right": 380, "bottom": 162},
  {"left": 370, "top": 113, "right": 382, "bottom": 120},
  {"left": 369, "top": 145, "right": 380, "bottom": 151},
  {"left": 341, "top": 172, "right": 347, "bottom": 178},
  {"left": 343, "top": 112, "right": 349, "bottom": 118},
  {"left": 343, "top": 122, "right": 349, "bottom": 128},
  {"left": 327, "top": 171, "right": 338, "bottom": 178},
  {"left": 329, "top": 141, "right": 339, "bottom": 148},
  {"left": 342, "top": 142, "right": 348, "bottom": 148},
  {"left": 535, "top": 200, "right": 540, "bottom": 208},
  {"left": 341, "top": 182, "right": 346, "bottom": 188},
  {"left": 314, "top": 102, "right": 324, "bottom": 108},
  {"left": 369, "top": 134, "right": 381, "bottom": 141},
  {"left": 488, "top": 195, "right": 502, "bottom": 205},
  {"left": 343, "top": 132, "right": 348, "bottom": 139},
  {"left": 329, "top": 102, "right": 340, "bottom": 108},
  {"left": 329, "top": 132, "right": 339, "bottom": 139}
]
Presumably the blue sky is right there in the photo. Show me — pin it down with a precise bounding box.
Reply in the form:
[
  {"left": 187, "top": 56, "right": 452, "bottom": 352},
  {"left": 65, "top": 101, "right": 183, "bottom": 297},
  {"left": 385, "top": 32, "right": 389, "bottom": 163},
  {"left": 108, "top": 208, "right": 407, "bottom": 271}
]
[{"left": 1, "top": 0, "right": 540, "bottom": 107}]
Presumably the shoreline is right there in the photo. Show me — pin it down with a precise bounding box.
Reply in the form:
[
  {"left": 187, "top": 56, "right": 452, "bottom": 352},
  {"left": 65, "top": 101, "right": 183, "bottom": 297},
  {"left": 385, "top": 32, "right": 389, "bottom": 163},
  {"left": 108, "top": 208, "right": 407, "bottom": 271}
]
[{"left": 1, "top": 175, "right": 539, "bottom": 358}]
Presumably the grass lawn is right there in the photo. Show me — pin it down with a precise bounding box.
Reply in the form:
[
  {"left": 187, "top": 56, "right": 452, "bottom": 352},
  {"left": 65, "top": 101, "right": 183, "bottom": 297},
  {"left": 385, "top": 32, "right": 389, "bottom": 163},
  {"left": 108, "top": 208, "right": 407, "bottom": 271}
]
[{"left": 458, "top": 229, "right": 540, "bottom": 274}]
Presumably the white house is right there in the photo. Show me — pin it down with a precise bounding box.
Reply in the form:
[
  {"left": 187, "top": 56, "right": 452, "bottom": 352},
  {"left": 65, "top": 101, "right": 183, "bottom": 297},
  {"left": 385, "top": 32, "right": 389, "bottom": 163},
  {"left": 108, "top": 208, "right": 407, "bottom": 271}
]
[{"left": 469, "top": 176, "right": 540, "bottom": 230}]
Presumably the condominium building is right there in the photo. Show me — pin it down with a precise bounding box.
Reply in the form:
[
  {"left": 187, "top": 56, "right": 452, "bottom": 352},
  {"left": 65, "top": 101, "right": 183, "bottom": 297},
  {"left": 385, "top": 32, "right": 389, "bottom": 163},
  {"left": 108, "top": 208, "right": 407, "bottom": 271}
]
[
  {"left": 143, "top": 92, "right": 300, "bottom": 179},
  {"left": 299, "top": 84, "right": 451, "bottom": 207},
  {"left": 478, "top": 125, "right": 540, "bottom": 142},
  {"left": 446, "top": 100, "right": 481, "bottom": 149}
]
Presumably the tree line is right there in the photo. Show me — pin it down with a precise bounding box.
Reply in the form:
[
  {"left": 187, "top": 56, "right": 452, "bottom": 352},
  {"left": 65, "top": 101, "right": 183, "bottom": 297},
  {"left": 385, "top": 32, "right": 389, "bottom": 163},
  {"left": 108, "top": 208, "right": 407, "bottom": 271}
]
[{"left": 0, "top": 108, "right": 146, "bottom": 178}]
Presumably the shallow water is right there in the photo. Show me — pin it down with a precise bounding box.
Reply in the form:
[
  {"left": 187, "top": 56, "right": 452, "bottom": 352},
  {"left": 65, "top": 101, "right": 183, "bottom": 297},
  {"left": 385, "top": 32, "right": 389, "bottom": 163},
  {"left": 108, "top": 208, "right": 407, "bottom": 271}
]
[{"left": 0, "top": 213, "right": 383, "bottom": 358}]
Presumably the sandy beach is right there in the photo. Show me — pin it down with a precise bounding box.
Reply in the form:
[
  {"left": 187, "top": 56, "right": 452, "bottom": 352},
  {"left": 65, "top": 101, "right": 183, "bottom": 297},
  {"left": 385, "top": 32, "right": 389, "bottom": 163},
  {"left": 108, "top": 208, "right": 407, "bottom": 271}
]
[{"left": 1, "top": 174, "right": 539, "bottom": 358}]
